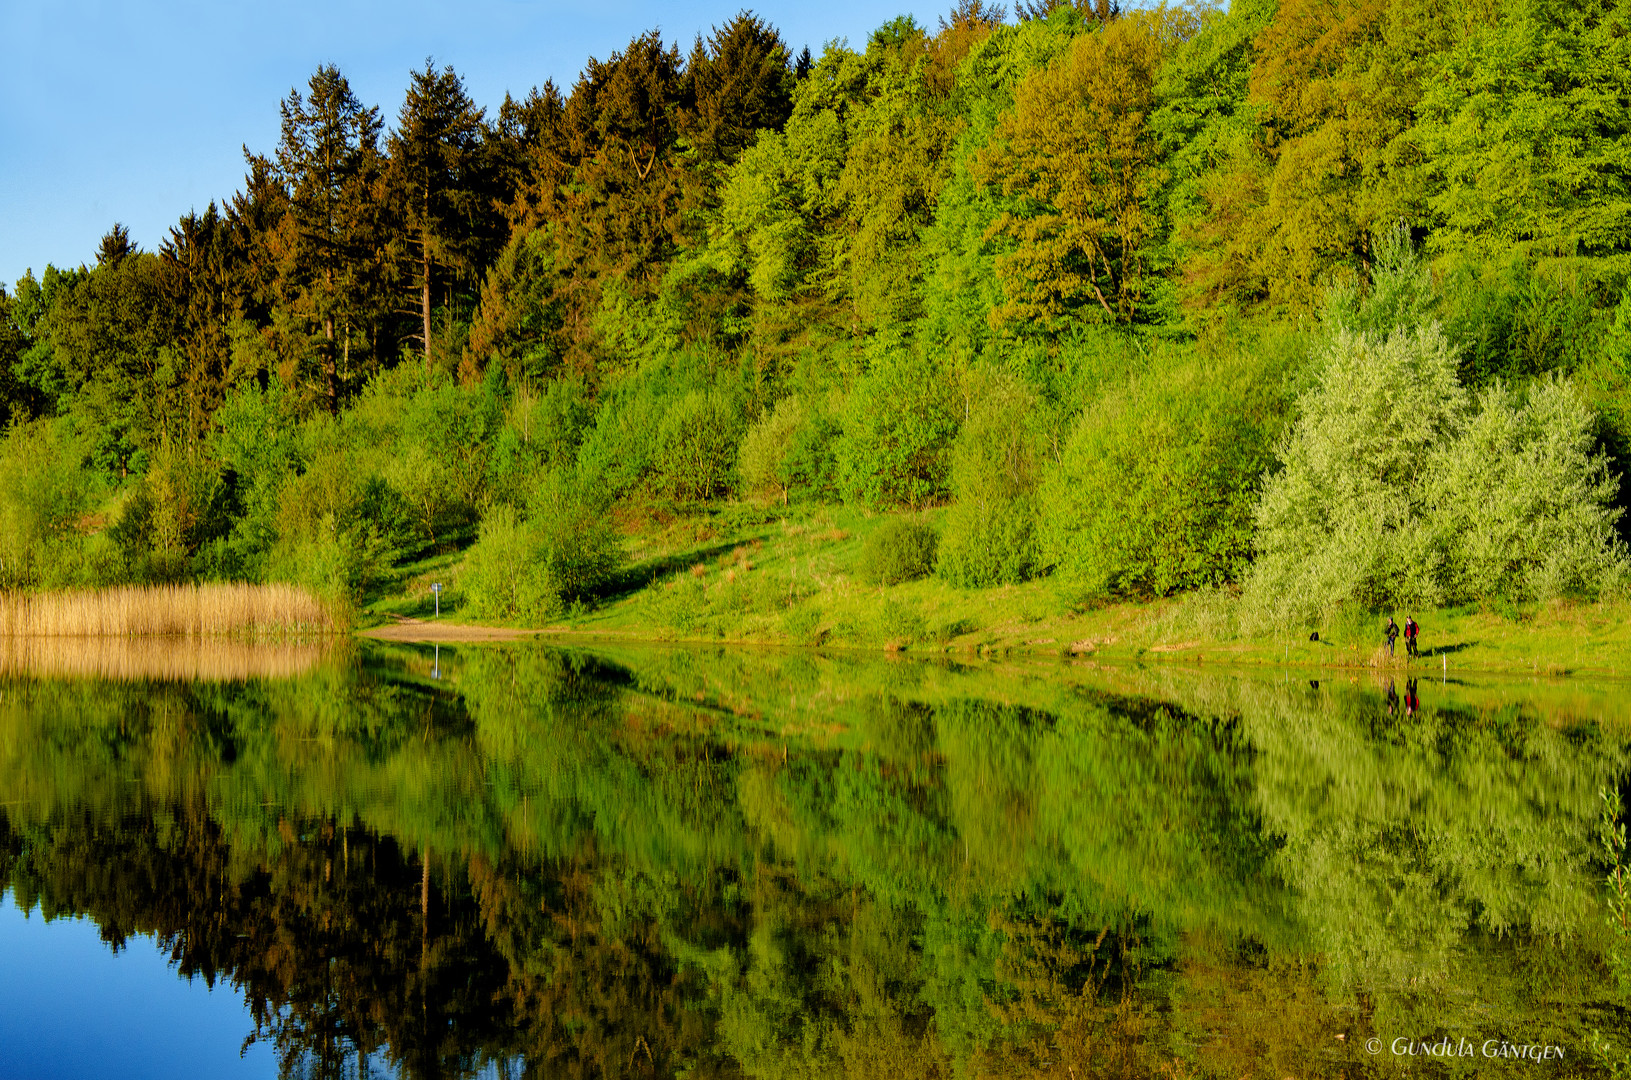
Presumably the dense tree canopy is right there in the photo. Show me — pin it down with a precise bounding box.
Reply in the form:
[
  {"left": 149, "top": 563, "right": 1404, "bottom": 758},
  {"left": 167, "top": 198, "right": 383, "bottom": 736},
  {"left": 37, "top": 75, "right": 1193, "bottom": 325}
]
[{"left": 6, "top": 0, "right": 1631, "bottom": 615}]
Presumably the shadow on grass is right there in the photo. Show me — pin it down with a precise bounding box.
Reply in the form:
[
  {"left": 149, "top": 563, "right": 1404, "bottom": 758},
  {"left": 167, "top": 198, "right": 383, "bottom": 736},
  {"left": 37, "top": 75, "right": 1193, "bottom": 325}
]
[{"left": 594, "top": 540, "right": 749, "bottom": 604}]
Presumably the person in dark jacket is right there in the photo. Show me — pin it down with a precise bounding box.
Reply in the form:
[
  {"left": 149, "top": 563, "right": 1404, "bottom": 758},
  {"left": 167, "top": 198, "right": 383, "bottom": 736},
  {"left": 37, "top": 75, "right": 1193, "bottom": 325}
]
[{"left": 1385, "top": 616, "right": 1399, "bottom": 658}]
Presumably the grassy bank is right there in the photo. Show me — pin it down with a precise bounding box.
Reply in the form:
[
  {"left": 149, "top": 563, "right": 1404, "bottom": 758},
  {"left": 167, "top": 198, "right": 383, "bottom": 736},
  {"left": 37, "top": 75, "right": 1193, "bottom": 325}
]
[{"left": 359, "top": 504, "right": 1631, "bottom": 680}]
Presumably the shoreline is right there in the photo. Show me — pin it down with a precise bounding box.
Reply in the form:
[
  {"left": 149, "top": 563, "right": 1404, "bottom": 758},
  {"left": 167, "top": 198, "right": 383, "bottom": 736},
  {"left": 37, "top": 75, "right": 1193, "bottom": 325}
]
[{"left": 350, "top": 610, "right": 1631, "bottom": 683}]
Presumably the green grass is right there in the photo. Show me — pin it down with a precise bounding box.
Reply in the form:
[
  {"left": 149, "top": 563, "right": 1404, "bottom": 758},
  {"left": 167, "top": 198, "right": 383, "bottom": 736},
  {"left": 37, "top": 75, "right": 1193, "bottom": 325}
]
[{"left": 357, "top": 500, "right": 1631, "bottom": 679}]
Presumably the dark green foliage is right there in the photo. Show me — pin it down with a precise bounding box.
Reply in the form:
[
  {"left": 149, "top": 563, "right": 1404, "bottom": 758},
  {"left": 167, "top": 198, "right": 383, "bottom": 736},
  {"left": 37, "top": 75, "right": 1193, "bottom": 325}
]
[
  {"left": 1439, "top": 260, "right": 1604, "bottom": 388},
  {"left": 860, "top": 519, "right": 940, "bottom": 585}
]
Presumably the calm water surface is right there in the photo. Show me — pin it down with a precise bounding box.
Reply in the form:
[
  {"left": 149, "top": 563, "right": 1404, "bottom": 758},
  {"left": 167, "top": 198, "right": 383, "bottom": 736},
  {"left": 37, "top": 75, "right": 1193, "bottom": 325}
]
[{"left": 0, "top": 641, "right": 1626, "bottom": 1079}]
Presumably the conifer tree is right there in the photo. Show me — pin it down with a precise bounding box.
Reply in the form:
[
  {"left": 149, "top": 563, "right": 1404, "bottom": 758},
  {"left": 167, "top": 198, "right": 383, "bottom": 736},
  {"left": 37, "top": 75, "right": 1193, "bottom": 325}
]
[
  {"left": 265, "top": 66, "right": 385, "bottom": 410},
  {"left": 683, "top": 14, "right": 793, "bottom": 167},
  {"left": 389, "top": 60, "right": 488, "bottom": 372}
]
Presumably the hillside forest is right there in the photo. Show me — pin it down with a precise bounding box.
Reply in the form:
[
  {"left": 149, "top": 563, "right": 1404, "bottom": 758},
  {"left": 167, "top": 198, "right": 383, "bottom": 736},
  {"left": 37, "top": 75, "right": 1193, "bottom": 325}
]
[{"left": 6, "top": 0, "right": 1631, "bottom": 626}]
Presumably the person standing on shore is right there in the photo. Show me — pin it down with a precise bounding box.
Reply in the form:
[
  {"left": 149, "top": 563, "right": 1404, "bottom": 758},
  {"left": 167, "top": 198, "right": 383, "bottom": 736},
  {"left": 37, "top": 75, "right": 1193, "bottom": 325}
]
[
  {"left": 1385, "top": 616, "right": 1399, "bottom": 659},
  {"left": 1404, "top": 615, "right": 1419, "bottom": 658}
]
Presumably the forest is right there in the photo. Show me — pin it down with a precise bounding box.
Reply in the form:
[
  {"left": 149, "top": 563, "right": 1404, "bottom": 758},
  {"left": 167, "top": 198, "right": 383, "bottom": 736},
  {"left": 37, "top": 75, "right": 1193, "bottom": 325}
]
[{"left": 5, "top": 0, "right": 1631, "bottom": 628}]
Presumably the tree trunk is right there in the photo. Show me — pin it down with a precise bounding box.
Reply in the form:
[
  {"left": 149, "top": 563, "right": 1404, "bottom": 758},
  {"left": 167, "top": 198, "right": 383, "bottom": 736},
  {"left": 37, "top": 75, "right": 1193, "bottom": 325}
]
[
  {"left": 421, "top": 237, "right": 433, "bottom": 374},
  {"left": 324, "top": 314, "right": 337, "bottom": 414},
  {"left": 324, "top": 264, "right": 338, "bottom": 414}
]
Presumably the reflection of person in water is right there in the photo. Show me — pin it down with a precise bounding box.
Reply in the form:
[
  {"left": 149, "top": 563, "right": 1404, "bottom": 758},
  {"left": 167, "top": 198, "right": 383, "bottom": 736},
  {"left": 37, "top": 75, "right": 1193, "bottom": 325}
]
[
  {"left": 1386, "top": 677, "right": 1399, "bottom": 716},
  {"left": 1404, "top": 678, "right": 1418, "bottom": 718}
]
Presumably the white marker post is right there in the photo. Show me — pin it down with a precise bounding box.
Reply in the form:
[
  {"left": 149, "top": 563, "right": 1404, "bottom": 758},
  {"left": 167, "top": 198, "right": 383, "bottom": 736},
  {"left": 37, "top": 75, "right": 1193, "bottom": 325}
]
[{"left": 432, "top": 582, "right": 442, "bottom": 617}]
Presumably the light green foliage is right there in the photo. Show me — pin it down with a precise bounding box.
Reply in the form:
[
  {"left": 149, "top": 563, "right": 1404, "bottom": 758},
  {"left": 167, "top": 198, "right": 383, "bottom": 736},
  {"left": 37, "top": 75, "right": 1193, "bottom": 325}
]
[
  {"left": 463, "top": 476, "right": 623, "bottom": 621},
  {"left": 650, "top": 389, "right": 746, "bottom": 502},
  {"left": 577, "top": 353, "right": 744, "bottom": 503},
  {"left": 0, "top": 417, "right": 100, "bottom": 588},
  {"left": 1248, "top": 322, "right": 1628, "bottom": 622},
  {"left": 1429, "top": 376, "right": 1627, "bottom": 602},
  {"left": 355, "top": 366, "right": 502, "bottom": 546},
  {"left": 1043, "top": 347, "right": 1285, "bottom": 599},
  {"left": 484, "top": 376, "right": 593, "bottom": 510},
  {"left": 859, "top": 519, "right": 938, "bottom": 585},
  {"left": 837, "top": 346, "right": 958, "bottom": 509},
  {"left": 265, "top": 442, "right": 405, "bottom": 608},
  {"left": 1415, "top": 0, "right": 1631, "bottom": 278},
  {"left": 1320, "top": 223, "right": 1436, "bottom": 341},
  {"left": 1248, "top": 324, "right": 1469, "bottom": 619},
  {"left": 738, "top": 396, "right": 808, "bottom": 504},
  {"left": 936, "top": 368, "right": 1045, "bottom": 587}
]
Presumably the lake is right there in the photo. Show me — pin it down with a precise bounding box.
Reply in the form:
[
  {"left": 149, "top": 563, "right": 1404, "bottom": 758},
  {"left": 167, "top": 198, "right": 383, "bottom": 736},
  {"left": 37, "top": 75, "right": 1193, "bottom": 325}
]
[{"left": 0, "top": 640, "right": 1626, "bottom": 1078}]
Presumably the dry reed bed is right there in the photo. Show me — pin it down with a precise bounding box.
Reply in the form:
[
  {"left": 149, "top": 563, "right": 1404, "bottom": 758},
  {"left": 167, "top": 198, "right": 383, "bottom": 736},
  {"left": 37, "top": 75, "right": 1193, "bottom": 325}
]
[
  {"left": 0, "top": 636, "right": 332, "bottom": 681},
  {"left": 0, "top": 584, "right": 335, "bottom": 637}
]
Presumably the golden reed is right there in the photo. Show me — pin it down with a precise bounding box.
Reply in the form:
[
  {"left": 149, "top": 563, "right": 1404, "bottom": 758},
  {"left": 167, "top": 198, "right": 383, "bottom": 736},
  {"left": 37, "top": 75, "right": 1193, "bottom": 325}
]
[{"left": 0, "top": 583, "right": 335, "bottom": 638}]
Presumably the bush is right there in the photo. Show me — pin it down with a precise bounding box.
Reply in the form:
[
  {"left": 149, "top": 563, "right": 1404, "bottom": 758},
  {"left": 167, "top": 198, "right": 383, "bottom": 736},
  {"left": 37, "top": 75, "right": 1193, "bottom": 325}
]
[
  {"left": 859, "top": 520, "right": 939, "bottom": 585},
  {"left": 937, "top": 369, "right": 1046, "bottom": 587},
  {"left": 738, "top": 396, "right": 808, "bottom": 504},
  {"left": 837, "top": 347, "right": 959, "bottom": 509},
  {"left": 0, "top": 417, "right": 99, "bottom": 589},
  {"left": 1428, "top": 375, "right": 1626, "bottom": 602},
  {"left": 650, "top": 389, "right": 744, "bottom": 502},
  {"left": 1245, "top": 323, "right": 1628, "bottom": 624},
  {"left": 462, "top": 474, "right": 623, "bottom": 622},
  {"left": 576, "top": 355, "right": 746, "bottom": 503},
  {"left": 1247, "top": 324, "right": 1468, "bottom": 620},
  {"left": 1041, "top": 348, "right": 1287, "bottom": 600},
  {"left": 485, "top": 376, "right": 593, "bottom": 509}
]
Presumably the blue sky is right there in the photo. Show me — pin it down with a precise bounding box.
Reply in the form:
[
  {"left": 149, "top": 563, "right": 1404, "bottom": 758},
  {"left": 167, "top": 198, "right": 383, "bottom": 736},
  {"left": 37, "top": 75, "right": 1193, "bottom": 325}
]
[{"left": 1, "top": 0, "right": 935, "bottom": 289}]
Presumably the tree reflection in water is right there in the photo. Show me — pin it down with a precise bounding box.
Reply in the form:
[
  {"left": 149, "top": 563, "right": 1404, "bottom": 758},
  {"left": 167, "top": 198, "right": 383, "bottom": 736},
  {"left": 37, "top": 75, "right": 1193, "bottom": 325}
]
[{"left": 0, "top": 642, "right": 1625, "bottom": 1078}]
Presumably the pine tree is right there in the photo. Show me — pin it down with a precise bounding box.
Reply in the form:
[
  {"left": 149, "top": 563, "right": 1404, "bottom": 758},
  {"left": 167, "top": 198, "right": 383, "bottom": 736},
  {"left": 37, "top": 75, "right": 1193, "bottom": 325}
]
[
  {"left": 388, "top": 60, "right": 488, "bottom": 372},
  {"left": 269, "top": 65, "right": 385, "bottom": 411}
]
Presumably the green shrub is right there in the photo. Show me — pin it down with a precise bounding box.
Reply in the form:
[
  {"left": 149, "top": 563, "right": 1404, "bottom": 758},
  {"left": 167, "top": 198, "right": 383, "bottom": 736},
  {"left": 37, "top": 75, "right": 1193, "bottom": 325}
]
[
  {"left": 738, "top": 396, "right": 808, "bottom": 504},
  {"left": 485, "top": 376, "right": 593, "bottom": 510},
  {"left": 650, "top": 389, "right": 745, "bottom": 502},
  {"left": 1247, "top": 324, "right": 1468, "bottom": 620},
  {"left": 1041, "top": 348, "right": 1287, "bottom": 600},
  {"left": 1428, "top": 375, "right": 1626, "bottom": 602},
  {"left": 860, "top": 520, "right": 939, "bottom": 585},
  {"left": 0, "top": 417, "right": 99, "bottom": 589},
  {"left": 576, "top": 355, "right": 746, "bottom": 504},
  {"left": 462, "top": 474, "right": 623, "bottom": 622},
  {"left": 936, "top": 369, "right": 1046, "bottom": 587},
  {"left": 837, "top": 347, "right": 959, "bottom": 509},
  {"left": 1246, "top": 323, "right": 1629, "bottom": 624}
]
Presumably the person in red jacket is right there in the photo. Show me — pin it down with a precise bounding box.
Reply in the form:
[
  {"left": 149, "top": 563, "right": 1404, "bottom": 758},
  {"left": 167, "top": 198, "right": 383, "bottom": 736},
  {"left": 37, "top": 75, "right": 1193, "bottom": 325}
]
[{"left": 1404, "top": 615, "right": 1419, "bottom": 659}]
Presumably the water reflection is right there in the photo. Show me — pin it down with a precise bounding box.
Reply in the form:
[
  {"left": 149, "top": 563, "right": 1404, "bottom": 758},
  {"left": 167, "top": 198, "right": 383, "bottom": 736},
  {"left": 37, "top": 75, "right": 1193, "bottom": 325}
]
[
  {"left": 0, "top": 643, "right": 1625, "bottom": 1078},
  {"left": 0, "top": 633, "right": 333, "bottom": 681}
]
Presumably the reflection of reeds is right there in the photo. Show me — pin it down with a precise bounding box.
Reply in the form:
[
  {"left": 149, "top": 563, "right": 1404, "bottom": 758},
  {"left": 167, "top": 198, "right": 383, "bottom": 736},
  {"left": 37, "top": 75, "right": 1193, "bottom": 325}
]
[
  {"left": 0, "top": 584, "right": 333, "bottom": 637},
  {"left": 0, "top": 635, "right": 332, "bottom": 681}
]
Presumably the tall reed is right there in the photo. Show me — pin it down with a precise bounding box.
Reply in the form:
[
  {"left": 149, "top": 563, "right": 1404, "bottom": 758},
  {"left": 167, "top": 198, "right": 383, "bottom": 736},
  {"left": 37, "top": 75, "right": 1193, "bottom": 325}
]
[{"left": 0, "top": 584, "right": 336, "bottom": 637}]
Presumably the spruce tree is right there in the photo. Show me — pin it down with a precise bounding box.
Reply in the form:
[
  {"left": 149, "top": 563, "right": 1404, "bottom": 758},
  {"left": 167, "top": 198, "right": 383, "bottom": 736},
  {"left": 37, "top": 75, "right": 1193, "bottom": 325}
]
[
  {"left": 268, "top": 65, "right": 384, "bottom": 411},
  {"left": 388, "top": 60, "right": 487, "bottom": 372}
]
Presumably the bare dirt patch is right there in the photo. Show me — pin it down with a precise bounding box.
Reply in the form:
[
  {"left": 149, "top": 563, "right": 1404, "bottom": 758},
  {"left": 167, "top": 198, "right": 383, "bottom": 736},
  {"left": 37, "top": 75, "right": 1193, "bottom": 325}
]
[{"left": 358, "top": 617, "right": 544, "bottom": 643}]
